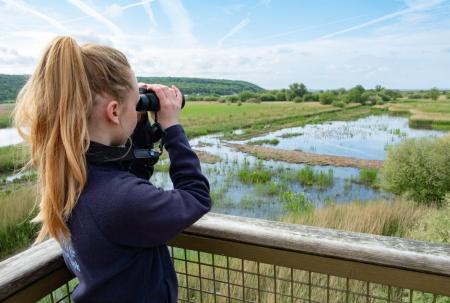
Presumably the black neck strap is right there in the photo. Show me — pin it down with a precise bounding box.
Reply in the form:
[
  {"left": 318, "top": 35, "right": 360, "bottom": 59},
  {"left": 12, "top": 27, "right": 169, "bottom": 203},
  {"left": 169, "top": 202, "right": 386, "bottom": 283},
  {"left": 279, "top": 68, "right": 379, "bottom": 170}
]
[{"left": 85, "top": 141, "right": 135, "bottom": 164}]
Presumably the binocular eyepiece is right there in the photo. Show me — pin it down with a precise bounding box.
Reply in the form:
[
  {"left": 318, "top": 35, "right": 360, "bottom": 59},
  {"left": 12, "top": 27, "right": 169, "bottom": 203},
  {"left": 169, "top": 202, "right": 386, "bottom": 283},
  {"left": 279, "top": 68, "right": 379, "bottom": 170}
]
[{"left": 136, "top": 87, "right": 186, "bottom": 112}]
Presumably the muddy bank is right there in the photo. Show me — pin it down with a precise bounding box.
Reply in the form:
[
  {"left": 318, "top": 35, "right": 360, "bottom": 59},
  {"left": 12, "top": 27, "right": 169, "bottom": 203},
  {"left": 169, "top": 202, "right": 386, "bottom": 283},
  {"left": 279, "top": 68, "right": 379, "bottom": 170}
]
[
  {"left": 193, "top": 150, "right": 221, "bottom": 164},
  {"left": 227, "top": 143, "right": 383, "bottom": 169}
]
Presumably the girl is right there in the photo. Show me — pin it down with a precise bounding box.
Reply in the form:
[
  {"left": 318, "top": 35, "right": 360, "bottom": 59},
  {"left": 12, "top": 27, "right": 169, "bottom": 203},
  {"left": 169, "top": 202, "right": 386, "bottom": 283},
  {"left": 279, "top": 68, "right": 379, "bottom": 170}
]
[{"left": 13, "top": 36, "right": 211, "bottom": 302}]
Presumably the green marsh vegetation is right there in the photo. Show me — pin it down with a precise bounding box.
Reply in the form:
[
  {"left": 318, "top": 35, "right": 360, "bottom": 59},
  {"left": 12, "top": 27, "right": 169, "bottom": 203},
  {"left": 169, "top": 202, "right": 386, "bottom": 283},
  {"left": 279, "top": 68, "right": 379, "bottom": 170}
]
[
  {"left": 350, "top": 168, "right": 379, "bottom": 187},
  {"left": 297, "top": 166, "right": 334, "bottom": 189},
  {"left": 279, "top": 132, "right": 303, "bottom": 138},
  {"left": 237, "top": 161, "right": 272, "bottom": 184},
  {"left": 247, "top": 138, "right": 279, "bottom": 146}
]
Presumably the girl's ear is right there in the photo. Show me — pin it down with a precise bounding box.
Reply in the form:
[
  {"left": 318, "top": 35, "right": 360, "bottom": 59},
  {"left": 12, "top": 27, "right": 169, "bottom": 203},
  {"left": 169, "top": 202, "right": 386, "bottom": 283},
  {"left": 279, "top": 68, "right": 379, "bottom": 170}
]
[{"left": 105, "top": 100, "right": 121, "bottom": 125}]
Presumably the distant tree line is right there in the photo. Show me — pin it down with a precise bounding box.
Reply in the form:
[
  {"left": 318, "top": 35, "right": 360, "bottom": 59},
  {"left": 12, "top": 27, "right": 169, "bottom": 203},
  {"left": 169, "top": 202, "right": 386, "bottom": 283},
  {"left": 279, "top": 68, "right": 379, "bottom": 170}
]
[{"left": 192, "top": 82, "right": 450, "bottom": 106}]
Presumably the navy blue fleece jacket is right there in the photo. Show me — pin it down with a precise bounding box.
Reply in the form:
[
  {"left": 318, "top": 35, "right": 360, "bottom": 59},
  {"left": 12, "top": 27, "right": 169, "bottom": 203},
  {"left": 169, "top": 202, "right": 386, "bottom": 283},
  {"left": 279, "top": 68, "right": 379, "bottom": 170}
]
[{"left": 60, "top": 124, "right": 211, "bottom": 303}]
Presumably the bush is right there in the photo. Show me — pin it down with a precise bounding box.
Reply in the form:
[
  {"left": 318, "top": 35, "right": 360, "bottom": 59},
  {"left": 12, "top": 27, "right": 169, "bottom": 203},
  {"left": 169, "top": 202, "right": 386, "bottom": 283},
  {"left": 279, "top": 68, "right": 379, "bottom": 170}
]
[
  {"left": 303, "top": 93, "right": 319, "bottom": 102},
  {"left": 201, "top": 95, "right": 219, "bottom": 101},
  {"left": 275, "top": 91, "right": 286, "bottom": 101},
  {"left": 331, "top": 100, "right": 345, "bottom": 108},
  {"left": 367, "top": 95, "right": 381, "bottom": 105},
  {"left": 381, "top": 137, "right": 450, "bottom": 206},
  {"left": 379, "top": 93, "right": 391, "bottom": 102},
  {"left": 408, "top": 93, "right": 426, "bottom": 99},
  {"left": 319, "top": 92, "right": 335, "bottom": 105},
  {"left": 227, "top": 95, "right": 239, "bottom": 103},
  {"left": 247, "top": 97, "right": 261, "bottom": 103},
  {"left": 259, "top": 93, "right": 276, "bottom": 101},
  {"left": 238, "top": 91, "right": 257, "bottom": 101},
  {"left": 293, "top": 96, "right": 303, "bottom": 103},
  {"left": 237, "top": 100, "right": 242, "bottom": 106}
]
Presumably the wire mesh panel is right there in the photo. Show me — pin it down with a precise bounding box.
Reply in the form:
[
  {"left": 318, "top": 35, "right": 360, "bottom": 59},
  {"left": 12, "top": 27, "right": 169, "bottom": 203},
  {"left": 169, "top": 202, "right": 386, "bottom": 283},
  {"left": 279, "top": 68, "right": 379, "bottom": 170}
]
[
  {"left": 37, "top": 279, "right": 78, "bottom": 303},
  {"left": 168, "top": 246, "right": 450, "bottom": 303}
]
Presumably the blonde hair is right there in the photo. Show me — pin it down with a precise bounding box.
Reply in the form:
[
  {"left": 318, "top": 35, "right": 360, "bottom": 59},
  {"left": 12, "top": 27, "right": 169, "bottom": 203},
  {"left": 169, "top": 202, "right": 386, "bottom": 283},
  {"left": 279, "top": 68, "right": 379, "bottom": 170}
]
[{"left": 13, "top": 36, "right": 133, "bottom": 245}]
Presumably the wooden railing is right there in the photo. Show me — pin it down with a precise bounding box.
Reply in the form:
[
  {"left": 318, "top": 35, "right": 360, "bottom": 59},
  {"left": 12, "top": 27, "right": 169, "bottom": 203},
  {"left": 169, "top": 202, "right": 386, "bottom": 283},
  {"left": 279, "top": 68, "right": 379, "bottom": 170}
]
[{"left": 1, "top": 213, "right": 449, "bottom": 302}]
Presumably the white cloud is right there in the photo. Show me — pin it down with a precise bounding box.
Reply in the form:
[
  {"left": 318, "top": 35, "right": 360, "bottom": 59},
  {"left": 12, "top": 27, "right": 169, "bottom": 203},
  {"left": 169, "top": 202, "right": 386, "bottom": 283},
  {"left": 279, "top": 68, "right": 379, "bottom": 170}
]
[
  {"left": 0, "top": 46, "right": 33, "bottom": 65},
  {"left": 2, "top": 0, "right": 69, "bottom": 32},
  {"left": 158, "top": 0, "right": 197, "bottom": 46},
  {"left": 143, "top": 1, "right": 158, "bottom": 31},
  {"left": 318, "top": 0, "right": 446, "bottom": 39},
  {"left": 105, "top": 0, "right": 155, "bottom": 18},
  {"left": 67, "top": 0, "right": 123, "bottom": 36},
  {"left": 218, "top": 18, "right": 250, "bottom": 47}
]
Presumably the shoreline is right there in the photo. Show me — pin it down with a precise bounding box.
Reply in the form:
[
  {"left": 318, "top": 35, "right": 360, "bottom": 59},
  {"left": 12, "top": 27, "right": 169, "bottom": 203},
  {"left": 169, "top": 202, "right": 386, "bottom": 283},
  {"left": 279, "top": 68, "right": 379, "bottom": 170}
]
[{"left": 227, "top": 143, "right": 383, "bottom": 169}]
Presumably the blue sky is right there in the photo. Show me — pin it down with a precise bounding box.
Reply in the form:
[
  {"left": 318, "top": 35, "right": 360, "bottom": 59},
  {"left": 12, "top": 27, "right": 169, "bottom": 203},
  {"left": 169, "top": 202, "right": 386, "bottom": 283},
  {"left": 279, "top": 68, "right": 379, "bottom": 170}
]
[{"left": 0, "top": 0, "right": 449, "bottom": 89}]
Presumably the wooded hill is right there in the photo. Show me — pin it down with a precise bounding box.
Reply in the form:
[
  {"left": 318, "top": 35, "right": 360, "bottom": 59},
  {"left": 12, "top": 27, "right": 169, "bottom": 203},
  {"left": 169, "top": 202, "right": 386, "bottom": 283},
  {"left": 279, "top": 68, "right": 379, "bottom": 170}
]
[{"left": 0, "top": 74, "right": 264, "bottom": 102}]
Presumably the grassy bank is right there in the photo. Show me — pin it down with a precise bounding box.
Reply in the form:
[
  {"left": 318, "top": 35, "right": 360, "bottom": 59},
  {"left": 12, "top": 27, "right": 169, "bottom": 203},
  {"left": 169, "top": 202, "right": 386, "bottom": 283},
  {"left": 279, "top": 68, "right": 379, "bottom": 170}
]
[
  {"left": 375, "top": 99, "right": 450, "bottom": 130},
  {"left": 0, "top": 103, "right": 14, "bottom": 128}
]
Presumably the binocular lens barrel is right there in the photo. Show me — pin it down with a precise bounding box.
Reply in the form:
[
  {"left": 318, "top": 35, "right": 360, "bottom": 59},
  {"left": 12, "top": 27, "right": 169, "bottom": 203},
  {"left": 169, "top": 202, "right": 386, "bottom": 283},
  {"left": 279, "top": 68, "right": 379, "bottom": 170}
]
[{"left": 136, "top": 88, "right": 185, "bottom": 112}]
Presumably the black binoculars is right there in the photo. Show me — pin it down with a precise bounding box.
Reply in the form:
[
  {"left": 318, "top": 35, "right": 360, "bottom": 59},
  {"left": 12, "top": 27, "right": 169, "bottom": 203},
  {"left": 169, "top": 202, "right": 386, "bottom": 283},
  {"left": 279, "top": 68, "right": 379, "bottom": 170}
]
[{"left": 136, "top": 87, "right": 186, "bottom": 112}]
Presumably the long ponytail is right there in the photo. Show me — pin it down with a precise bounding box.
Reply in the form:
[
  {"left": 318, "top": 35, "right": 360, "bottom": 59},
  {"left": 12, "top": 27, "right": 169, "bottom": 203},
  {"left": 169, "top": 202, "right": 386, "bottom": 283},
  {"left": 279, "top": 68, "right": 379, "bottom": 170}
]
[{"left": 13, "top": 36, "right": 132, "bottom": 245}]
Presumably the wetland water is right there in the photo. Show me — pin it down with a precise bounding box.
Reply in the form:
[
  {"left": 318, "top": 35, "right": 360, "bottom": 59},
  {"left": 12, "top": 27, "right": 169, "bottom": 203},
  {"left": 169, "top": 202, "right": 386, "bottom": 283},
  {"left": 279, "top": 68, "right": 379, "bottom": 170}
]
[
  {"left": 2, "top": 114, "right": 447, "bottom": 220},
  {"left": 239, "top": 115, "right": 446, "bottom": 160},
  {"left": 152, "top": 115, "right": 446, "bottom": 220}
]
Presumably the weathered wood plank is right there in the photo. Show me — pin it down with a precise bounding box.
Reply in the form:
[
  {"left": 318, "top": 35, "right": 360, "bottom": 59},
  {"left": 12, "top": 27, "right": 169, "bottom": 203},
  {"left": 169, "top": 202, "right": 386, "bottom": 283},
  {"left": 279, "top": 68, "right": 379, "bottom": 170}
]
[
  {"left": 0, "top": 240, "right": 66, "bottom": 300},
  {"left": 184, "top": 213, "right": 450, "bottom": 276}
]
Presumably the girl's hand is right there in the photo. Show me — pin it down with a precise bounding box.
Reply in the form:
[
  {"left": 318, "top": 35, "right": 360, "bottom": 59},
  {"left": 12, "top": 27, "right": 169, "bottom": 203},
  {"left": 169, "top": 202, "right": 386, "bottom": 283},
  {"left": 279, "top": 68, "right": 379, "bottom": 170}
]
[{"left": 138, "top": 83, "right": 182, "bottom": 130}]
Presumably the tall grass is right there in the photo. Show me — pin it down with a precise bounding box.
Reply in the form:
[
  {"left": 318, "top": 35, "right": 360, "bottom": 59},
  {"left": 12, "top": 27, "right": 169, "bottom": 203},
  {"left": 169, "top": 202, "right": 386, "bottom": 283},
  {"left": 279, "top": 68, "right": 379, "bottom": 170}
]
[
  {"left": 0, "top": 103, "right": 14, "bottom": 128},
  {"left": 406, "top": 196, "right": 450, "bottom": 243},
  {"left": 280, "top": 191, "right": 314, "bottom": 214},
  {"left": 297, "top": 166, "right": 334, "bottom": 189},
  {"left": 0, "top": 182, "right": 38, "bottom": 260},
  {"left": 0, "top": 144, "right": 30, "bottom": 174},
  {"left": 281, "top": 199, "right": 429, "bottom": 237}
]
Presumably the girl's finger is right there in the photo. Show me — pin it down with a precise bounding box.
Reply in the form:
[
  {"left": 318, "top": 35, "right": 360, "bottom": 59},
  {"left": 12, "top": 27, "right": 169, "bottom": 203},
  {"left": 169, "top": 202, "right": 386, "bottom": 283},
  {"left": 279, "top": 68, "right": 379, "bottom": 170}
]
[
  {"left": 173, "top": 85, "right": 183, "bottom": 104},
  {"left": 146, "top": 84, "right": 168, "bottom": 107}
]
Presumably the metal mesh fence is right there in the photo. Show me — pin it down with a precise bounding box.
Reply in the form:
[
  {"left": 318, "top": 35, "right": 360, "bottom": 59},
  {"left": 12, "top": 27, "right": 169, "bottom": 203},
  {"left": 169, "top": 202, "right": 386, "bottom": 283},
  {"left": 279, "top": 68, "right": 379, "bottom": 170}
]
[{"left": 37, "top": 245, "right": 449, "bottom": 303}]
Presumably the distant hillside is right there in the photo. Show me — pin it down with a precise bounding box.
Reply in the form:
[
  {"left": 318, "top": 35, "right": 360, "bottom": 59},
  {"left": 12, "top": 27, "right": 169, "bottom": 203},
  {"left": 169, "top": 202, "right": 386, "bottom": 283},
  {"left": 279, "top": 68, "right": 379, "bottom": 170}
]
[
  {"left": 0, "top": 74, "right": 264, "bottom": 102},
  {"left": 0, "top": 74, "right": 28, "bottom": 102},
  {"left": 137, "top": 76, "right": 264, "bottom": 95}
]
